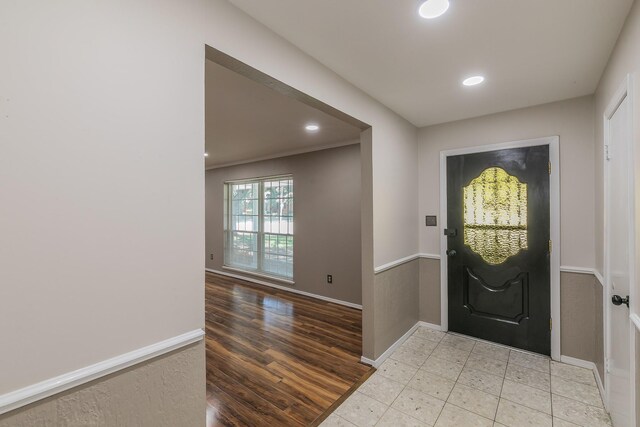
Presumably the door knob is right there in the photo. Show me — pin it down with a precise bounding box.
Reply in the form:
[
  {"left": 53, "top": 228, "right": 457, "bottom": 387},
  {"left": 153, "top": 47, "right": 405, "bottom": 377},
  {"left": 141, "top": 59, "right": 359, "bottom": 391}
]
[
  {"left": 446, "top": 249, "right": 457, "bottom": 257},
  {"left": 611, "top": 295, "right": 629, "bottom": 307}
]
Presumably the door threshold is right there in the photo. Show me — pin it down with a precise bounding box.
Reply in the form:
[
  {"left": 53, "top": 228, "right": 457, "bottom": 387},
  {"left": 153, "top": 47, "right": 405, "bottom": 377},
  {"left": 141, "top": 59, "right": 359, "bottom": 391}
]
[{"left": 447, "top": 331, "right": 552, "bottom": 359}]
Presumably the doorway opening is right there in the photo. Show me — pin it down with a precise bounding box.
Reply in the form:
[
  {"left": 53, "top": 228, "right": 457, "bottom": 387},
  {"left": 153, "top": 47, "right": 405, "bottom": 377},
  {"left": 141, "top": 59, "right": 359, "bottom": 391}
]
[
  {"left": 439, "top": 137, "right": 561, "bottom": 359},
  {"left": 203, "top": 45, "right": 373, "bottom": 426}
]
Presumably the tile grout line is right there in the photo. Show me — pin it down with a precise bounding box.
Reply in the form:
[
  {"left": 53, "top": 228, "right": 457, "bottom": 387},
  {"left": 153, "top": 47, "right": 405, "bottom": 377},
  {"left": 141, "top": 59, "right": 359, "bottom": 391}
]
[
  {"left": 435, "top": 337, "right": 478, "bottom": 424},
  {"left": 453, "top": 338, "right": 503, "bottom": 423},
  {"left": 390, "top": 332, "right": 446, "bottom": 426},
  {"left": 496, "top": 348, "right": 508, "bottom": 424},
  {"left": 411, "top": 332, "right": 446, "bottom": 426},
  {"left": 373, "top": 330, "right": 447, "bottom": 426}
]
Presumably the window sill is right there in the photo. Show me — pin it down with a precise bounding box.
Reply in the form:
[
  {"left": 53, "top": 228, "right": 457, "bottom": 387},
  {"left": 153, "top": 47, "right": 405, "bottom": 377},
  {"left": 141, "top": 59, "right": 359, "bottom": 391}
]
[{"left": 222, "top": 265, "right": 295, "bottom": 286}]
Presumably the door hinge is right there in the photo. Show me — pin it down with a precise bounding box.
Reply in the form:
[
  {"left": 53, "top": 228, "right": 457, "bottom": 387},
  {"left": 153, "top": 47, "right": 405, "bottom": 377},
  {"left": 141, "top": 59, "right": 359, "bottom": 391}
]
[
  {"left": 605, "top": 358, "right": 611, "bottom": 373},
  {"left": 605, "top": 144, "right": 611, "bottom": 160},
  {"left": 550, "top": 318, "right": 552, "bottom": 331},
  {"left": 549, "top": 239, "right": 552, "bottom": 254},
  {"left": 548, "top": 161, "right": 551, "bottom": 175}
]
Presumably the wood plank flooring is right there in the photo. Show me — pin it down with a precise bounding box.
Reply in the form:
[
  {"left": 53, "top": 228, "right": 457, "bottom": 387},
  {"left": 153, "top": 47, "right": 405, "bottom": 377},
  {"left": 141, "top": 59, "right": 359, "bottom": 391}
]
[{"left": 205, "top": 272, "right": 374, "bottom": 427}]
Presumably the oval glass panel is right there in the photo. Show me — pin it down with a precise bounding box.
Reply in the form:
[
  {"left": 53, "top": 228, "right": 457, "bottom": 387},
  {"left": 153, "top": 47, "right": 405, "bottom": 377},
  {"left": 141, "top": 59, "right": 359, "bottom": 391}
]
[{"left": 463, "top": 167, "right": 527, "bottom": 265}]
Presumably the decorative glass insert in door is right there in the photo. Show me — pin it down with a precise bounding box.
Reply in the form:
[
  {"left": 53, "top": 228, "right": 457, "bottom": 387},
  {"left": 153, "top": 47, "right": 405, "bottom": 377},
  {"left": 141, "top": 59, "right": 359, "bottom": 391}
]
[{"left": 463, "top": 167, "right": 528, "bottom": 265}]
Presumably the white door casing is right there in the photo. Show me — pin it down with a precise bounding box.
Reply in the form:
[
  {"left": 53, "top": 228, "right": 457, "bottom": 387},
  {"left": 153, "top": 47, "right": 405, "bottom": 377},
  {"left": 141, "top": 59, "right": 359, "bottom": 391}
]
[
  {"left": 439, "top": 136, "right": 561, "bottom": 360},
  {"left": 604, "top": 74, "right": 636, "bottom": 426}
]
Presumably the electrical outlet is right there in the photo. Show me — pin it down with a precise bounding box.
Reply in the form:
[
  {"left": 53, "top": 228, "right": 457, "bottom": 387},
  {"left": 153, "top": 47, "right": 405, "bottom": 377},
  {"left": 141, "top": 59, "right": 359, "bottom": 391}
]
[
  {"left": 210, "top": 254, "right": 213, "bottom": 260},
  {"left": 327, "top": 275, "right": 333, "bottom": 284}
]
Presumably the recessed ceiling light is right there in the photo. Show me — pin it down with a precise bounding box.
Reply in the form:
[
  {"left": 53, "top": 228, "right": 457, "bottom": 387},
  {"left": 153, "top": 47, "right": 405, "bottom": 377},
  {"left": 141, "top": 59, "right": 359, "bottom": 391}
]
[
  {"left": 204, "top": 152, "right": 209, "bottom": 157},
  {"left": 418, "top": 0, "right": 450, "bottom": 19},
  {"left": 305, "top": 124, "right": 320, "bottom": 132},
  {"left": 462, "top": 76, "right": 485, "bottom": 86}
]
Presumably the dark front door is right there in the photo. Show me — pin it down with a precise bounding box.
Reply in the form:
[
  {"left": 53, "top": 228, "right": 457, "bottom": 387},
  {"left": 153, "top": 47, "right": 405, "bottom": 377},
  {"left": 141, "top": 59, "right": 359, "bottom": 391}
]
[{"left": 446, "top": 145, "right": 550, "bottom": 355}]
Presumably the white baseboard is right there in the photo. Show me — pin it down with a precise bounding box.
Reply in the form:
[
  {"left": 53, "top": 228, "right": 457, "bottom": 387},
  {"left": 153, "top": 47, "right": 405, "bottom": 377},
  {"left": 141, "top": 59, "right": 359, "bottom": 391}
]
[
  {"left": 361, "top": 322, "right": 421, "bottom": 368},
  {"left": 359, "top": 356, "right": 376, "bottom": 366},
  {"left": 418, "top": 321, "right": 444, "bottom": 331},
  {"left": 0, "top": 329, "right": 204, "bottom": 416},
  {"left": 560, "top": 355, "right": 594, "bottom": 369},
  {"left": 560, "top": 355, "right": 607, "bottom": 408},
  {"left": 206, "top": 268, "right": 362, "bottom": 310},
  {"left": 360, "top": 321, "right": 445, "bottom": 368}
]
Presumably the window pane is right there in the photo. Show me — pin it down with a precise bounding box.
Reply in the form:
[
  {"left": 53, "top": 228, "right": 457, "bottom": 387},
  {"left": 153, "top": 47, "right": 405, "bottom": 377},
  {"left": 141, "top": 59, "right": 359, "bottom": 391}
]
[
  {"left": 226, "top": 177, "right": 293, "bottom": 279},
  {"left": 229, "top": 231, "right": 258, "bottom": 269},
  {"left": 262, "top": 234, "right": 293, "bottom": 277}
]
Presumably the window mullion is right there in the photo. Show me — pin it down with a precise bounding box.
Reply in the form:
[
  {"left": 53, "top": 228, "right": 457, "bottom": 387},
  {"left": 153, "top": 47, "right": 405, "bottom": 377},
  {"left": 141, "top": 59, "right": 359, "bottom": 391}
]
[
  {"left": 258, "top": 180, "right": 264, "bottom": 273},
  {"left": 225, "top": 184, "right": 229, "bottom": 263}
]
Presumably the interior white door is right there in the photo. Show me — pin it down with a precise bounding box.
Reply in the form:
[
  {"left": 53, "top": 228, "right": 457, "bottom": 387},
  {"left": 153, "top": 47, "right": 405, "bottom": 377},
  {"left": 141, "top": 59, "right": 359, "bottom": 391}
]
[{"left": 606, "top": 93, "right": 633, "bottom": 427}]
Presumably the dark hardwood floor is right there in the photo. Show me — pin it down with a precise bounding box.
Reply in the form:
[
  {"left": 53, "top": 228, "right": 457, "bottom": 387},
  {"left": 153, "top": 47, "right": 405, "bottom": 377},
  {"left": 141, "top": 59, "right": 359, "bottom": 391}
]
[{"left": 205, "top": 272, "right": 374, "bottom": 427}]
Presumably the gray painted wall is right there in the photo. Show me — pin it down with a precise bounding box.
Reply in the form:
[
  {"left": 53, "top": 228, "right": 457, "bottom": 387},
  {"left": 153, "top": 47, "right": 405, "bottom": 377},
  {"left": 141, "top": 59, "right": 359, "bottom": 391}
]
[{"left": 205, "top": 144, "right": 363, "bottom": 305}]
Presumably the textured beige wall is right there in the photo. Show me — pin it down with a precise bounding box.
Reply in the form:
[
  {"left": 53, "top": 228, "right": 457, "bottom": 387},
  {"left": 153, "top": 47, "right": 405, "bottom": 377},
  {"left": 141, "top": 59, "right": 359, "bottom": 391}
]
[
  {"left": 560, "top": 272, "right": 604, "bottom": 376},
  {"left": 418, "top": 96, "right": 596, "bottom": 269},
  {"left": 0, "top": 342, "right": 205, "bottom": 427},
  {"left": 205, "top": 144, "right": 362, "bottom": 304},
  {"left": 373, "top": 260, "right": 420, "bottom": 358},
  {"left": 419, "top": 258, "right": 441, "bottom": 325},
  {"left": 594, "top": 0, "right": 640, "bottom": 276}
]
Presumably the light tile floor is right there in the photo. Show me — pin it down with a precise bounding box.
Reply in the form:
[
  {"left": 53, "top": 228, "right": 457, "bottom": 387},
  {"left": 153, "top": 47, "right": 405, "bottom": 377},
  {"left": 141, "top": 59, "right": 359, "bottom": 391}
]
[{"left": 321, "top": 327, "right": 612, "bottom": 427}]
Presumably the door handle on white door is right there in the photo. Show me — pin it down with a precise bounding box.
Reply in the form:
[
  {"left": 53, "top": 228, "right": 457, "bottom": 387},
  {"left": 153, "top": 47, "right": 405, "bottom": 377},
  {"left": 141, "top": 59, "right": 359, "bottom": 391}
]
[{"left": 611, "top": 294, "right": 629, "bottom": 307}]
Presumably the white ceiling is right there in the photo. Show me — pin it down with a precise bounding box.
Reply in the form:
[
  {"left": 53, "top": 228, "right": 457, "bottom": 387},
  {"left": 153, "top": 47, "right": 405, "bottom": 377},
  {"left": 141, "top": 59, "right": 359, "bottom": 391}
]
[
  {"left": 228, "top": 0, "right": 633, "bottom": 127},
  {"left": 205, "top": 60, "right": 361, "bottom": 169}
]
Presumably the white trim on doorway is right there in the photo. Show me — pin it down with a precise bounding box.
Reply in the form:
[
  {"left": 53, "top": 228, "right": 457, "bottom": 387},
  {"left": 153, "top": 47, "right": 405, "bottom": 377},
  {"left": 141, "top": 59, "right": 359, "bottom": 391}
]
[
  {"left": 603, "top": 73, "right": 636, "bottom": 422},
  {"left": 439, "top": 136, "right": 562, "bottom": 361}
]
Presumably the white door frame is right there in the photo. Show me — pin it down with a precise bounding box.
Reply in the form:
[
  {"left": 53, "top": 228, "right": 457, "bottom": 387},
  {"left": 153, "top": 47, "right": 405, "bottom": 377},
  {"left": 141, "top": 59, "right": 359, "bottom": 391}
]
[
  {"left": 603, "top": 73, "right": 636, "bottom": 418},
  {"left": 439, "top": 136, "right": 561, "bottom": 360}
]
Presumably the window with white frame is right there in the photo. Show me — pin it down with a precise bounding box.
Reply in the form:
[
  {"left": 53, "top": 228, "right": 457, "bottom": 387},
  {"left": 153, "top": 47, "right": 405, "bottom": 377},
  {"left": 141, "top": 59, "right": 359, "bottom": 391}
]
[{"left": 224, "top": 176, "right": 293, "bottom": 279}]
